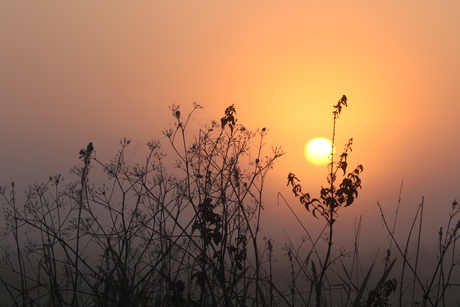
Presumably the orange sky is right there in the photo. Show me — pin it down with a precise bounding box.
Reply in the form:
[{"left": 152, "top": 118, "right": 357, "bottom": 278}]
[{"left": 1, "top": 1, "right": 460, "bottom": 253}]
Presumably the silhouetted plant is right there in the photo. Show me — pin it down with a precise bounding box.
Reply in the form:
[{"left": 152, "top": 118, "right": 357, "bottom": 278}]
[
  {"left": 2, "top": 98, "right": 459, "bottom": 307},
  {"left": 378, "top": 197, "right": 460, "bottom": 307},
  {"left": 165, "top": 102, "right": 284, "bottom": 306},
  {"left": 287, "top": 95, "right": 365, "bottom": 306},
  {"left": 0, "top": 103, "right": 284, "bottom": 307}
]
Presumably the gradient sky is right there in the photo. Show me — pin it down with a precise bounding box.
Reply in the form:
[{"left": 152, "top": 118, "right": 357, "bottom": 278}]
[{"left": 1, "top": 1, "right": 460, "bottom": 255}]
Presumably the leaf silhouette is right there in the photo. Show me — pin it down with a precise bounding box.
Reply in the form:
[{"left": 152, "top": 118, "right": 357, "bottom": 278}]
[
  {"left": 221, "top": 117, "right": 227, "bottom": 128},
  {"left": 340, "top": 161, "right": 347, "bottom": 175}
]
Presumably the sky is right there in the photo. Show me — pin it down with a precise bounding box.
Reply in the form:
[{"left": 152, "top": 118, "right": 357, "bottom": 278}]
[{"left": 1, "top": 0, "right": 460, "bottom": 273}]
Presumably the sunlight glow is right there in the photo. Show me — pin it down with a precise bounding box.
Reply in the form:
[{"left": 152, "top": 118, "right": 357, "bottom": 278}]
[{"left": 305, "top": 137, "right": 332, "bottom": 165}]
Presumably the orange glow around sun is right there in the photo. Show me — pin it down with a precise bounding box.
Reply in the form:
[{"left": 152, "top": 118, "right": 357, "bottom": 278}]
[{"left": 305, "top": 137, "right": 332, "bottom": 165}]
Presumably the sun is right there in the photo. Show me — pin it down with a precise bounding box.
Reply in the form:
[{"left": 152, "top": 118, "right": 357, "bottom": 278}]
[{"left": 304, "top": 137, "right": 332, "bottom": 165}]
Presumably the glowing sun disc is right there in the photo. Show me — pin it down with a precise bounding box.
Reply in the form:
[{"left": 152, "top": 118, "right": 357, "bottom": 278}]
[{"left": 305, "top": 137, "right": 332, "bottom": 165}]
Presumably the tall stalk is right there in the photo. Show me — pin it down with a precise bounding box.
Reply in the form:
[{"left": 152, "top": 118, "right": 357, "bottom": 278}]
[
  {"left": 72, "top": 142, "right": 93, "bottom": 307},
  {"left": 10, "top": 183, "right": 28, "bottom": 306},
  {"left": 287, "top": 95, "right": 363, "bottom": 306}
]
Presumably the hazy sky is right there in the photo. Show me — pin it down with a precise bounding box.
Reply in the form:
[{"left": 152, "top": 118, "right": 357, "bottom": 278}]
[{"left": 1, "top": 1, "right": 460, "bottom": 253}]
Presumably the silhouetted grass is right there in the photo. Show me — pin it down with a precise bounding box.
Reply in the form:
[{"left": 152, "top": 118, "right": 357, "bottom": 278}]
[{"left": 0, "top": 99, "right": 459, "bottom": 306}]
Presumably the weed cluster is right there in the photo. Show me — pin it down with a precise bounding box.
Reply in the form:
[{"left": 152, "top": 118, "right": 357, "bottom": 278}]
[
  {"left": 0, "top": 98, "right": 459, "bottom": 307},
  {"left": 0, "top": 103, "right": 284, "bottom": 307}
]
